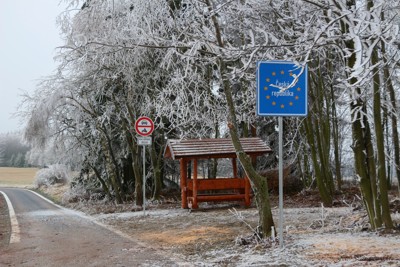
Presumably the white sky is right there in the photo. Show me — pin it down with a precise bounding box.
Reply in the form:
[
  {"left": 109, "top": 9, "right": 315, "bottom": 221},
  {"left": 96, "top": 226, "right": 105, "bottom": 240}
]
[{"left": 0, "top": 1, "right": 66, "bottom": 133}]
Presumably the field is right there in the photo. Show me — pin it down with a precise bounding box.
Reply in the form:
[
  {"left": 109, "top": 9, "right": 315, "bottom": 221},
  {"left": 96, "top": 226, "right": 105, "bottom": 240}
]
[{"left": 0, "top": 167, "right": 38, "bottom": 187}]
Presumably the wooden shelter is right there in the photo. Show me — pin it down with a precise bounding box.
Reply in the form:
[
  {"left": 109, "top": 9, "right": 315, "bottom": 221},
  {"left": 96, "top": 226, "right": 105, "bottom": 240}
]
[{"left": 164, "top": 137, "right": 272, "bottom": 209}]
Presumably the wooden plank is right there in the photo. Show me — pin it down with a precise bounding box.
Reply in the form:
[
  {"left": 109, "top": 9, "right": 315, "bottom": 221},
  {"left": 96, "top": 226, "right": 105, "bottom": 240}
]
[
  {"left": 187, "top": 178, "right": 246, "bottom": 191},
  {"left": 196, "top": 194, "right": 247, "bottom": 201}
]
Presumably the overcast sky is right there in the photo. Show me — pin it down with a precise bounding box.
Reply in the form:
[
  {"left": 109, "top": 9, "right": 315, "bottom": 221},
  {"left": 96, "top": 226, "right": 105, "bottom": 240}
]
[{"left": 0, "top": 1, "right": 66, "bottom": 133}]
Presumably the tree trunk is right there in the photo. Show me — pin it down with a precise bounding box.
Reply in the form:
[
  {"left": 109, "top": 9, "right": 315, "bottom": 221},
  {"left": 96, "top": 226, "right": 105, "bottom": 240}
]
[
  {"left": 223, "top": 62, "right": 274, "bottom": 236},
  {"left": 205, "top": 0, "right": 274, "bottom": 236},
  {"left": 90, "top": 164, "right": 112, "bottom": 200},
  {"left": 351, "top": 101, "right": 377, "bottom": 229},
  {"left": 341, "top": 0, "right": 390, "bottom": 229},
  {"left": 124, "top": 103, "right": 143, "bottom": 206},
  {"left": 330, "top": 83, "right": 343, "bottom": 190},
  {"left": 151, "top": 134, "right": 164, "bottom": 200},
  {"left": 371, "top": 46, "right": 393, "bottom": 229},
  {"left": 302, "top": 65, "right": 334, "bottom": 206},
  {"left": 208, "top": 121, "right": 219, "bottom": 179},
  {"left": 100, "top": 135, "right": 123, "bottom": 204},
  {"left": 124, "top": 128, "right": 142, "bottom": 205},
  {"left": 134, "top": 144, "right": 143, "bottom": 206},
  {"left": 382, "top": 42, "right": 400, "bottom": 192},
  {"left": 364, "top": 111, "right": 382, "bottom": 228},
  {"left": 303, "top": 117, "right": 333, "bottom": 206}
]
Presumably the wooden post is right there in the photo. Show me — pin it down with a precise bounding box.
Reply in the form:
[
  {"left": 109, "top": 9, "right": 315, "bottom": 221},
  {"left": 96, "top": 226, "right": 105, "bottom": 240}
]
[
  {"left": 193, "top": 159, "right": 198, "bottom": 209},
  {"left": 244, "top": 175, "right": 251, "bottom": 207},
  {"left": 232, "top": 158, "right": 238, "bottom": 178},
  {"left": 232, "top": 158, "right": 240, "bottom": 195},
  {"left": 180, "top": 158, "right": 188, "bottom": 208}
]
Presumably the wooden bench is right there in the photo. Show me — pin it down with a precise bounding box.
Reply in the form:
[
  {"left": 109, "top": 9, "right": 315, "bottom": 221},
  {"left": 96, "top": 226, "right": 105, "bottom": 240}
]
[{"left": 186, "top": 177, "right": 251, "bottom": 208}]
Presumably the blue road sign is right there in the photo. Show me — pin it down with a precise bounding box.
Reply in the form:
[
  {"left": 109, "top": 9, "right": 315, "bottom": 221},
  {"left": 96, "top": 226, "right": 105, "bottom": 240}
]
[{"left": 257, "top": 61, "right": 308, "bottom": 116}]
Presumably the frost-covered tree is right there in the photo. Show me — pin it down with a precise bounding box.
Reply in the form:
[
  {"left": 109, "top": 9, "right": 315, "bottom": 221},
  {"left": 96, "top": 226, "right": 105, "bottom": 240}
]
[
  {"left": 301, "top": 0, "right": 400, "bottom": 229},
  {"left": 22, "top": 0, "right": 400, "bottom": 236},
  {"left": 47, "top": 0, "right": 278, "bottom": 236}
]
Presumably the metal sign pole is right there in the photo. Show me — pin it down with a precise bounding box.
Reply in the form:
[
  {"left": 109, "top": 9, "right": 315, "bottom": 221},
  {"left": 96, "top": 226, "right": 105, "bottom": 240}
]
[
  {"left": 143, "top": 145, "right": 146, "bottom": 216},
  {"left": 278, "top": 116, "right": 284, "bottom": 248}
]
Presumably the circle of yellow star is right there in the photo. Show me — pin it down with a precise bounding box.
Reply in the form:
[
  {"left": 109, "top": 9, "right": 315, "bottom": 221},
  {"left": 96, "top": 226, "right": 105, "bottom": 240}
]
[
  {"left": 295, "top": 96, "right": 299, "bottom": 100},
  {"left": 280, "top": 70, "right": 285, "bottom": 75},
  {"left": 264, "top": 86, "right": 268, "bottom": 91},
  {"left": 272, "top": 101, "right": 276, "bottom": 106},
  {"left": 266, "top": 78, "right": 270, "bottom": 82},
  {"left": 289, "top": 72, "right": 293, "bottom": 76},
  {"left": 281, "top": 104, "right": 285, "bottom": 109},
  {"left": 266, "top": 95, "right": 270, "bottom": 100},
  {"left": 272, "top": 72, "right": 276, "bottom": 76},
  {"left": 297, "top": 87, "right": 301, "bottom": 91},
  {"left": 289, "top": 102, "right": 293, "bottom": 106}
]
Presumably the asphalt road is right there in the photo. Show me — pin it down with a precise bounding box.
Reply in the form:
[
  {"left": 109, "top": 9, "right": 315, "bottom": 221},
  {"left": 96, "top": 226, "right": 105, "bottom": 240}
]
[{"left": 0, "top": 188, "right": 180, "bottom": 267}]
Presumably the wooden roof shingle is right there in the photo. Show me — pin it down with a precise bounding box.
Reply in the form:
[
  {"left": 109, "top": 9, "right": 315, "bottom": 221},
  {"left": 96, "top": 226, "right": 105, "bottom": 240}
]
[{"left": 164, "top": 137, "right": 272, "bottom": 160}]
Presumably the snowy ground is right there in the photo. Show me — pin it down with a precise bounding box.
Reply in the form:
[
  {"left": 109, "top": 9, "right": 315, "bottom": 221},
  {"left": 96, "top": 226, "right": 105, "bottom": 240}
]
[{"left": 63, "top": 193, "right": 400, "bottom": 267}]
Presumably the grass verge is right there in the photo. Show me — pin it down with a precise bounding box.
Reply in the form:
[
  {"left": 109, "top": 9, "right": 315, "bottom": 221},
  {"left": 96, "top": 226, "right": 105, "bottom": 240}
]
[{"left": 0, "top": 193, "right": 11, "bottom": 248}]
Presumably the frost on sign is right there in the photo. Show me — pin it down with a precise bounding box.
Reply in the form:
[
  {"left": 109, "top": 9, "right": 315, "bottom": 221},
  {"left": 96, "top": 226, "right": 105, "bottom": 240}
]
[{"left": 257, "top": 61, "right": 308, "bottom": 117}]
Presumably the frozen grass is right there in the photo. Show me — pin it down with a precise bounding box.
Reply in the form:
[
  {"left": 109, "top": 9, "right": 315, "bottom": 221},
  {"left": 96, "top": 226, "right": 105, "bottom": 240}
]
[{"left": 94, "top": 204, "right": 400, "bottom": 266}]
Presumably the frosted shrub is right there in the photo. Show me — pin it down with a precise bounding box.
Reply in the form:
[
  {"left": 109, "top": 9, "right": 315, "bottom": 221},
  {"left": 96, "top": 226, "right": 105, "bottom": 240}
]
[
  {"left": 62, "top": 183, "right": 89, "bottom": 204},
  {"left": 34, "top": 164, "right": 70, "bottom": 187},
  {"left": 62, "top": 173, "right": 106, "bottom": 204}
]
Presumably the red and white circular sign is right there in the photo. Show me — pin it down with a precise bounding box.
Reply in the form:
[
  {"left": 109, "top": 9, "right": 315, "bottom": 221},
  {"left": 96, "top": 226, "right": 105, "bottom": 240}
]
[{"left": 135, "top": 116, "right": 154, "bottom": 136}]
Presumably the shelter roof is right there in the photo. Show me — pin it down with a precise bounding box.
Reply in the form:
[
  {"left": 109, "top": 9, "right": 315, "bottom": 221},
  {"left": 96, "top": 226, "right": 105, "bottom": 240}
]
[{"left": 164, "top": 137, "right": 272, "bottom": 160}]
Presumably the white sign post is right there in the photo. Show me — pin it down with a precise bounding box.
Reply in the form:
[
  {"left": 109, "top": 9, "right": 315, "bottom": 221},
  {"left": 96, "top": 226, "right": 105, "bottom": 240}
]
[{"left": 135, "top": 117, "right": 154, "bottom": 216}]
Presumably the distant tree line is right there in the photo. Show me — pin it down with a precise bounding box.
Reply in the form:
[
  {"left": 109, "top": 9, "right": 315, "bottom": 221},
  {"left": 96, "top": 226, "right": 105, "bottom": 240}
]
[{"left": 0, "top": 132, "right": 31, "bottom": 167}]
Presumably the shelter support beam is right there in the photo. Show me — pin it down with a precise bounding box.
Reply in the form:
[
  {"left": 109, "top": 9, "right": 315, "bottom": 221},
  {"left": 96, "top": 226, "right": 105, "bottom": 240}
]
[
  {"left": 180, "top": 158, "right": 188, "bottom": 208},
  {"left": 193, "top": 159, "right": 198, "bottom": 209}
]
